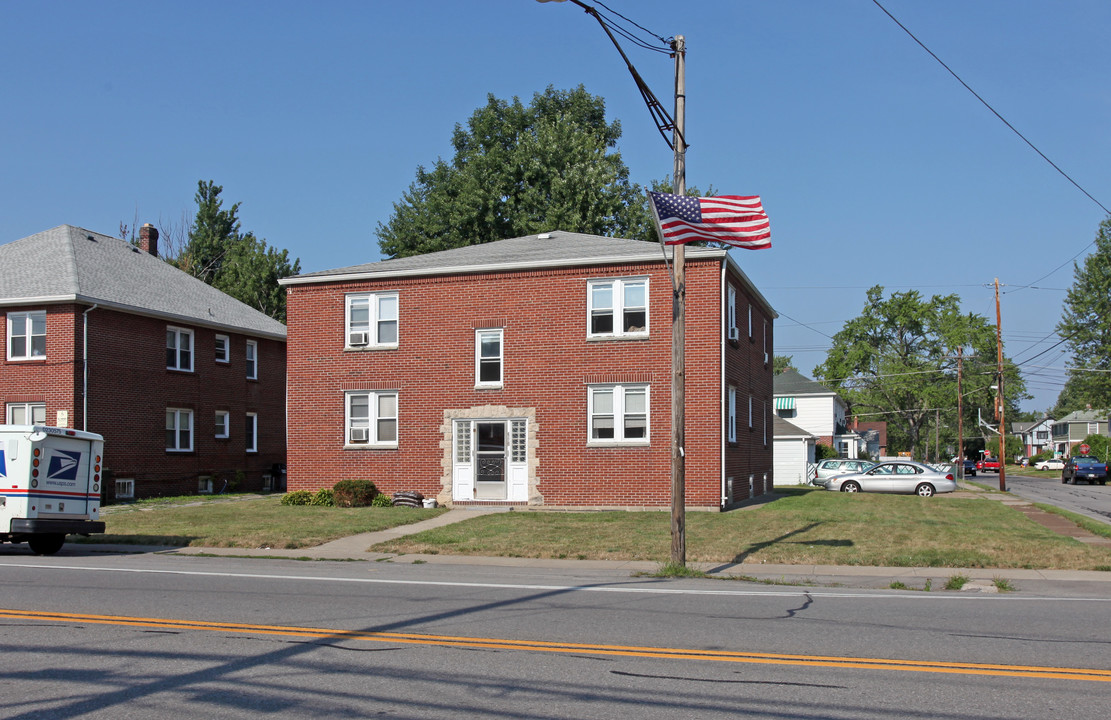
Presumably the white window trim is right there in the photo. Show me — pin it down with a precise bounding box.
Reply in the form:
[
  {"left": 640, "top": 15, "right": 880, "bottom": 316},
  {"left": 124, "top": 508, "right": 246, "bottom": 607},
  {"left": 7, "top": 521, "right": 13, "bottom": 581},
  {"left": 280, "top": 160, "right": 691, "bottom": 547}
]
[
  {"left": 587, "top": 384, "right": 650, "bottom": 445},
  {"left": 587, "top": 277, "right": 649, "bottom": 339},
  {"left": 727, "top": 285, "right": 737, "bottom": 339},
  {"left": 215, "top": 410, "right": 230, "bottom": 439},
  {"left": 166, "top": 408, "right": 194, "bottom": 452},
  {"left": 245, "top": 412, "right": 258, "bottom": 453},
  {"left": 245, "top": 340, "right": 258, "bottom": 380},
  {"left": 345, "top": 292, "right": 399, "bottom": 349},
  {"left": 7, "top": 401, "right": 46, "bottom": 425},
  {"left": 115, "top": 478, "right": 135, "bottom": 500},
  {"left": 475, "top": 328, "right": 504, "bottom": 388},
  {"left": 345, "top": 390, "right": 399, "bottom": 448},
  {"left": 748, "top": 395, "right": 754, "bottom": 429},
  {"left": 747, "top": 304, "right": 753, "bottom": 340},
  {"left": 728, "top": 387, "right": 737, "bottom": 443},
  {"left": 7, "top": 310, "right": 46, "bottom": 361},
  {"left": 166, "top": 326, "right": 194, "bottom": 372},
  {"left": 215, "top": 334, "right": 230, "bottom": 363}
]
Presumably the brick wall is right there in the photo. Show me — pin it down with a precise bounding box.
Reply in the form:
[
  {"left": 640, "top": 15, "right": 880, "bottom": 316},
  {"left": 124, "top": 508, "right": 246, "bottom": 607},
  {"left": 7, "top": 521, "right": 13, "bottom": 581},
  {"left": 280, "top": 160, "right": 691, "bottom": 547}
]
[
  {"left": 286, "top": 256, "right": 773, "bottom": 509},
  {"left": 1, "top": 304, "right": 286, "bottom": 499}
]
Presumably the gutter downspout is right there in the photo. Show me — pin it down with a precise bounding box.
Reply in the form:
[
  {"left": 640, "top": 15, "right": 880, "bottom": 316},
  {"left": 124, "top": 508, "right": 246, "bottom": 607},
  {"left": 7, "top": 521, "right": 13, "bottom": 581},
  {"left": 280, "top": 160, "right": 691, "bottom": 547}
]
[
  {"left": 82, "top": 304, "right": 97, "bottom": 431},
  {"left": 720, "top": 262, "right": 727, "bottom": 510}
]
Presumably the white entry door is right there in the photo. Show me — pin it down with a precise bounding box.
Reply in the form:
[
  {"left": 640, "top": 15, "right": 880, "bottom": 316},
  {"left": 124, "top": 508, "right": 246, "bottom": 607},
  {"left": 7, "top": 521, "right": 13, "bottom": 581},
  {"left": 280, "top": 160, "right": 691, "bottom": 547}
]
[{"left": 453, "top": 418, "right": 527, "bottom": 502}]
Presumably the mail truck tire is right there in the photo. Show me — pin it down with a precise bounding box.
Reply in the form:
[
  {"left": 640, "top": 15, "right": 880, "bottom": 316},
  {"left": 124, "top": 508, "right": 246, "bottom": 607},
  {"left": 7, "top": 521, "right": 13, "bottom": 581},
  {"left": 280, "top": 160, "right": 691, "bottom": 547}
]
[{"left": 27, "top": 534, "right": 65, "bottom": 556}]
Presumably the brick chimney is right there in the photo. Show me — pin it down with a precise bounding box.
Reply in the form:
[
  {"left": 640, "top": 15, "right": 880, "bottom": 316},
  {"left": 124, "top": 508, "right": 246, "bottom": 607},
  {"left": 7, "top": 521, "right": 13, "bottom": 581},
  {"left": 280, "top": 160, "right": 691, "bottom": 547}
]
[{"left": 139, "top": 223, "right": 159, "bottom": 257}]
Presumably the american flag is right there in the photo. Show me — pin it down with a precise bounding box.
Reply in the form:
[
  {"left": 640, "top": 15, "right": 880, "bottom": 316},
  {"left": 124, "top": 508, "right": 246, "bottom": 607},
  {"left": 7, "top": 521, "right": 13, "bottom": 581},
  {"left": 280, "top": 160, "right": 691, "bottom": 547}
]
[{"left": 648, "top": 191, "right": 771, "bottom": 249}]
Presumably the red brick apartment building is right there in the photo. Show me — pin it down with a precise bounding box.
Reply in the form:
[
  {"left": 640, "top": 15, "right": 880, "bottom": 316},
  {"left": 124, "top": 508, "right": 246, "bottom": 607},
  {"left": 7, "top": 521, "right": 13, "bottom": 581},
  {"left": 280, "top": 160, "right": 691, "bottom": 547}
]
[
  {"left": 281, "top": 231, "right": 776, "bottom": 509},
  {"left": 0, "top": 225, "right": 287, "bottom": 500}
]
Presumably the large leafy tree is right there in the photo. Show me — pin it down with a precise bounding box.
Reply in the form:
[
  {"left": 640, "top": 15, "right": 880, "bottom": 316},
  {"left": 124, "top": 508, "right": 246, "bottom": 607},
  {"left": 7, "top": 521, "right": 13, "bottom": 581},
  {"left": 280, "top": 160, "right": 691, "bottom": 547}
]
[
  {"left": 814, "top": 286, "right": 1026, "bottom": 457},
  {"left": 1053, "top": 217, "right": 1111, "bottom": 415},
  {"left": 377, "top": 86, "right": 655, "bottom": 258},
  {"left": 173, "top": 180, "right": 300, "bottom": 322}
]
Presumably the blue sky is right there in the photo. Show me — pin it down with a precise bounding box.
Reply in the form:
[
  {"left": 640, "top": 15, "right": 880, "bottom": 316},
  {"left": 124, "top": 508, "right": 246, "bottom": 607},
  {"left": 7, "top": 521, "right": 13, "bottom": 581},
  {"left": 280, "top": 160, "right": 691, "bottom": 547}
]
[{"left": 3, "top": 0, "right": 1109, "bottom": 414}]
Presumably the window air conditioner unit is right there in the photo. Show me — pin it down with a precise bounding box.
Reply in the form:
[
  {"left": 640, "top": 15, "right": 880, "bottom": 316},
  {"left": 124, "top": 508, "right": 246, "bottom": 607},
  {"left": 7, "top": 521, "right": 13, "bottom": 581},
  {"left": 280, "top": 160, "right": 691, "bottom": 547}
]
[
  {"left": 350, "top": 427, "right": 370, "bottom": 443},
  {"left": 728, "top": 327, "right": 740, "bottom": 341},
  {"left": 349, "top": 331, "right": 370, "bottom": 347}
]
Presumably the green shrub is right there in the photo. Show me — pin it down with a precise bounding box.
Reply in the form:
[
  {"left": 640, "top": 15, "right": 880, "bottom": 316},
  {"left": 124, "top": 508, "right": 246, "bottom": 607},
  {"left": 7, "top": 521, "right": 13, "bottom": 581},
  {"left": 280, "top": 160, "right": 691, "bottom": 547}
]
[
  {"left": 280, "top": 490, "right": 313, "bottom": 506},
  {"left": 371, "top": 493, "right": 393, "bottom": 507},
  {"left": 310, "top": 488, "right": 335, "bottom": 506},
  {"left": 333, "top": 479, "right": 379, "bottom": 507}
]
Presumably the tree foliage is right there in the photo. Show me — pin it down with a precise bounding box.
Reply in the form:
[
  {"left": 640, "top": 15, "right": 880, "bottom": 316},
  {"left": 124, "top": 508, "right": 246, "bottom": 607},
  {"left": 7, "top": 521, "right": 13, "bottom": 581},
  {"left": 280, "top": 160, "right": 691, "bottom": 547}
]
[
  {"left": 173, "top": 181, "right": 300, "bottom": 322},
  {"left": 814, "top": 286, "right": 1027, "bottom": 457},
  {"left": 772, "top": 355, "right": 795, "bottom": 375},
  {"left": 377, "top": 86, "right": 656, "bottom": 258},
  {"left": 1053, "top": 216, "right": 1111, "bottom": 415}
]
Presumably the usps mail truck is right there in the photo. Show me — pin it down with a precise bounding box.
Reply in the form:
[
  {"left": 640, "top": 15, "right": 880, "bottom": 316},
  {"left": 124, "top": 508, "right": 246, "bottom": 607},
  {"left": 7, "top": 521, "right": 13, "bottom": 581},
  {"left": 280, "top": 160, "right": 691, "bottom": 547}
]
[{"left": 0, "top": 425, "right": 106, "bottom": 555}]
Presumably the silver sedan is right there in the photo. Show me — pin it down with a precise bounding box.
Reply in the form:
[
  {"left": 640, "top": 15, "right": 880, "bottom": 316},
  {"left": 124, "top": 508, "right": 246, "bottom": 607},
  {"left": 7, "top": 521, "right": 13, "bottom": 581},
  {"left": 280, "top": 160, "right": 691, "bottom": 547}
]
[{"left": 824, "top": 460, "right": 957, "bottom": 497}]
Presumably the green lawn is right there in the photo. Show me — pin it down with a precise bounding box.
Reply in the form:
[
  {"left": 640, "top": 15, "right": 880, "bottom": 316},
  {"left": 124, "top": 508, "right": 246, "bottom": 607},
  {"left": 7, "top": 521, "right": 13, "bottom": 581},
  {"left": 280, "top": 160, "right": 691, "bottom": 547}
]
[
  {"left": 87, "top": 494, "right": 446, "bottom": 549},
  {"left": 84, "top": 489, "right": 1111, "bottom": 570}
]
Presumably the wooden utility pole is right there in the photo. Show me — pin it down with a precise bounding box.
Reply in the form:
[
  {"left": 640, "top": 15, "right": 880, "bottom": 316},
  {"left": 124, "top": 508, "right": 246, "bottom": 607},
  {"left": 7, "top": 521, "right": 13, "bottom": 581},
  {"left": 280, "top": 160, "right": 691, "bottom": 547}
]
[
  {"left": 670, "top": 35, "right": 687, "bottom": 566},
  {"left": 957, "top": 346, "right": 965, "bottom": 478},
  {"left": 995, "top": 279, "right": 1007, "bottom": 492}
]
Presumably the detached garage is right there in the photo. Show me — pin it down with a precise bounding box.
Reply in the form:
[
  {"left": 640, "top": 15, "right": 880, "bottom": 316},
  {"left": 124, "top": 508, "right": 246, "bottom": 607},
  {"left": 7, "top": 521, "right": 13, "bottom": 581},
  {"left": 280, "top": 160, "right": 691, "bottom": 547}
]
[{"left": 773, "top": 415, "right": 816, "bottom": 486}]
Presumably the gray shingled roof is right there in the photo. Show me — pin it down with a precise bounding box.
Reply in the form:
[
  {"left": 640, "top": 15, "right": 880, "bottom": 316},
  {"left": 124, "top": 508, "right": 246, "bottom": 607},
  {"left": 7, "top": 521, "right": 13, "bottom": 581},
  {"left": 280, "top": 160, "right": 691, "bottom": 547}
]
[
  {"left": 1055, "top": 410, "right": 1110, "bottom": 423},
  {"left": 773, "top": 414, "right": 815, "bottom": 438},
  {"left": 282, "top": 230, "right": 726, "bottom": 283},
  {"left": 773, "top": 368, "right": 835, "bottom": 396},
  {"left": 0, "top": 225, "right": 286, "bottom": 340}
]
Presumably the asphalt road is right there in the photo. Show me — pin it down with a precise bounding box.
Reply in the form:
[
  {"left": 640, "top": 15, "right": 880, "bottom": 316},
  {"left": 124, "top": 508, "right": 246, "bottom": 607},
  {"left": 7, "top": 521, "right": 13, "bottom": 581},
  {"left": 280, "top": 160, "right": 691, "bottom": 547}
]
[
  {"left": 1002, "top": 472, "right": 1111, "bottom": 526},
  {"left": 1, "top": 551, "right": 1109, "bottom": 719}
]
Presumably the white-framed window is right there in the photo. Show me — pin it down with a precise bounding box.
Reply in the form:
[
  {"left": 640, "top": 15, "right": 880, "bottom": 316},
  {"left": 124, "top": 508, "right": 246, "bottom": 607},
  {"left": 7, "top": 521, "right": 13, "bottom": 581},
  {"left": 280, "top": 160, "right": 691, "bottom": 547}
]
[
  {"left": 346, "top": 292, "right": 399, "bottom": 348},
  {"left": 115, "top": 478, "right": 135, "bottom": 500},
  {"left": 245, "top": 340, "right": 258, "bottom": 380},
  {"left": 748, "top": 395, "right": 754, "bottom": 429},
  {"left": 763, "top": 320, "right": 769, "bottom": 366},
  {"left": 588, "top": 384, "right": 649, "bottom": 444},
  {"left": 1088, "top": 422, "right": 1099, "bottom": 435},
  {"left": 7, "top": 402, "right": 46, "bottom": 425},
  {"left": 476, "top": 329, "right": 503, "bottom": 387},
  {"left": 215, "top": 411, "right": 229, "bottom": 439},
  {"left": 346, "top": 390, "right": 398, "bottom": 447},
  {"left": 166, "top": 327, "right": 193, "bottom": 372},
  {"left": 728, "top": 387, "right": 737, "bottom": 443},
  {"left": 727, "top": 285, "right": 739, "bottom": 341},
  {"left": 166, "top": 408, "right": 193, "bottom": 452},
  {"left": 763, "top": 401, "right": 768, "bottom": 446},
  {"left": 587, "top": 278, "right": 648, "bottom": 338},
  {"left": 747, "top": 304, "right": 753, "bottom": 340},
  {"left": 198, "top": 476, "right": 214, "bottom": 494},
  {"left": 7, "top": 311, "right": 46, "bottom": 360},
  {"left": 245, "top": 412, "right": 258, "bottom": 453},
  {"left": 214, "top": 335, "right": 229, "bottom": 363}
]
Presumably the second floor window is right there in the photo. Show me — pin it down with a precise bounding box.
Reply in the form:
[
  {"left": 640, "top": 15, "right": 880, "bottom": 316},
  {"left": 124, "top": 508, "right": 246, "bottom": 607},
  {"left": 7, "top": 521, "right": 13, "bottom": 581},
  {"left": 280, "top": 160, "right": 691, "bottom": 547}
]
[
  {"left": 215, "top": 411, "right": 229, "bottom": 438},
  {"left": 7, "top": 402, "right": 46, "bottom": 425},
  {"left": 728, "top": 387, "right": 737, "bottom": 443},
  {"left": 166, "top": 327, "right": 193, "bottom": 371},
  {"left": 245, "top": 340, "right": 258, "bottom": 380},
  {"left": 8, "top": 311, "right": 46, "bottom": 360},
  {"left": 215, "top": 335, "right": 229, "bottom": 363},
  {"left": 347, "top": 292, "right": 399, "bottom": 348},
  {"left": 588, "top": 278, "right": 647, "bottom": 338},
  {"left": 476, "top": 329, "right": 503, "bottom": 387}
]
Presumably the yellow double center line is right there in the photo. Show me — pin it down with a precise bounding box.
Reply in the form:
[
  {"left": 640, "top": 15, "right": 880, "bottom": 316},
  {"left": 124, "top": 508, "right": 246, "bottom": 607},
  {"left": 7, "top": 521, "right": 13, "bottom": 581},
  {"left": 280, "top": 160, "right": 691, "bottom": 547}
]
[{"left": 4, "top": 608, "right": 1110, "bottom": 682}]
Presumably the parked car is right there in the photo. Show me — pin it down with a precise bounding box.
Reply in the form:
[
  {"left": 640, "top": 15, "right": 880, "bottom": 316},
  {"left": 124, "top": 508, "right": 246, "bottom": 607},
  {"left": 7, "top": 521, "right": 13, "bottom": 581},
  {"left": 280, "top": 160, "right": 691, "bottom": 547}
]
[
  {"left": 824, "top": 460, "right": 957, "bottom": 497},
  {"left": 811, "top": 459, "right": 875, "bottom": 487},
  {"left": 1035, "top": 458, "right": 1065, "bottom": 471},
  {"left": 955, "top": 459, "right": 976, "bottom": 477},
  {"left": 976, "top": 457, "right": 1001, "bottom": 473},
  {"left": 1062, "top": 456, "right": 1108, "bottom": 485}
]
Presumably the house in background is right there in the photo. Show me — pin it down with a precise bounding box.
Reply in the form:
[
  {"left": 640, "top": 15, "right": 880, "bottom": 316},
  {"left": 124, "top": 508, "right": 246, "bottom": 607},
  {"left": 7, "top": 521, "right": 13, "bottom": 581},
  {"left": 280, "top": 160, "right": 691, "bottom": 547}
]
[
  {"left": 773, "top": 368, "right": 862, "bottom": 458},
  {"left": 853, "top": 420, "right": 888, "bottom": 459},
  {"left": 0, "top": 224, "right": 287, "bottom": 500},
  {"left": 280, "top": 230, "right": 777, "bottom": 509},
  {"left": 772, "top": 415, "right": 816, "bottom": 485},
  {"left": 1051, "top": 410, "right": 1109, "bottom": 455},
  {"left": 1012, "top": 417, "right": 1054, "bottom": 457}
]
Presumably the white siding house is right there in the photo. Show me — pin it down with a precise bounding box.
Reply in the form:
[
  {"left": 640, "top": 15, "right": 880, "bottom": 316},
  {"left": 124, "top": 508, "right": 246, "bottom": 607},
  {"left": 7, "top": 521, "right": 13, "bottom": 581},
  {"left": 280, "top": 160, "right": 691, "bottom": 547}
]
[
  {"left": 772, "top": 415, "right": 816, "bottom": 485},
  {"left": 773, "top": 368, "right": 862, "bottom": 458}
]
